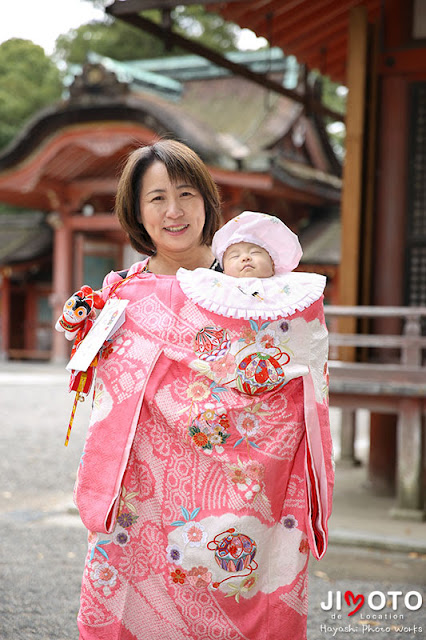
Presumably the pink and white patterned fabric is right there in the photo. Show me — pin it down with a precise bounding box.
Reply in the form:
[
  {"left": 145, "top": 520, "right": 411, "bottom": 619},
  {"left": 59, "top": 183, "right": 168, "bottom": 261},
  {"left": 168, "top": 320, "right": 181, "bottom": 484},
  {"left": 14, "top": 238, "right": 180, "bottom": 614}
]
[{"left": 75, "top": 260, "right": 334, "bottom": 640}]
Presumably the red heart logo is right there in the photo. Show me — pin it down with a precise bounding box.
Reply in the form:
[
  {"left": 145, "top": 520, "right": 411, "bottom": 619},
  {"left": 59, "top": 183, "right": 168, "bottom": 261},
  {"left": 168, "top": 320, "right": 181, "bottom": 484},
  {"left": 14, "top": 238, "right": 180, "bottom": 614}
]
[{"left": 344, "top": 590, "right": 365, "bottom": 616}]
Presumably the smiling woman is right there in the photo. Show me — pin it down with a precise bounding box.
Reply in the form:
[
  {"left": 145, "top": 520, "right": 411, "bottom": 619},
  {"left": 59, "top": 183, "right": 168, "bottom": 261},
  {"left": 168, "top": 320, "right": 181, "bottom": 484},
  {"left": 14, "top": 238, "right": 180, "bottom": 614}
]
[{"left": 115, "top": 139, "right": 221, "bottom": 274}]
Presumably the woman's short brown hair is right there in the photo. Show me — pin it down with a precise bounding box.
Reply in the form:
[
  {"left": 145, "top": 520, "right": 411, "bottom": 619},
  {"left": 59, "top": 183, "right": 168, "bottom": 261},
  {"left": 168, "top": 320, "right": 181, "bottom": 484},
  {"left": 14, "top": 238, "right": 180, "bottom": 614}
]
[{"left": 115, "top": 139, "right": 222, "bottom": 255}]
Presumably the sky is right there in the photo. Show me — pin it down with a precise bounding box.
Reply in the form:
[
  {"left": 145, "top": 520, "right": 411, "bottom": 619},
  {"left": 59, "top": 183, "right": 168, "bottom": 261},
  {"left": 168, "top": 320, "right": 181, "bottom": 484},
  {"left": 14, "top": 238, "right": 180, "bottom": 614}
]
[
  {"left": 0, "top": 0, "right": 265, "bottom": 55},
  {"left": 0, "top": 0, "right": 109, "bottom": 54}
]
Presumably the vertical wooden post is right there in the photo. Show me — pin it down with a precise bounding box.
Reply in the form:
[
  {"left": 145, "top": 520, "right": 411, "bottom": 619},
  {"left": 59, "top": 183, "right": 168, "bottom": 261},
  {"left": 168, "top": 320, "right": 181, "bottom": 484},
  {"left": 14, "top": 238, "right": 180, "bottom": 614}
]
[
  {"left": 390, "top": 315, "right": 425, "bottom": 519},
  {"left": 369, "top": 73, "right": 409, "bottom": 496},
  {"left": 360, "top": 23, "right": 379, "bottom": 309},
  {"left": 338, "top": 5, "right": 368, "bottom": 346},
  {"left": 392, "top": 399, "right": 425, "bottom": 519},
  {"left": 0, "top": 270, "right": 11, "bottom": 360},
  {"left": 51, "top": 212, "right": 73, "bottom": 363},
  {"left": 340, "top": 409, "right": 357, "bottom": 464},
  {"left": 337, "top": 6, "right": 369, "bottom": 461}
]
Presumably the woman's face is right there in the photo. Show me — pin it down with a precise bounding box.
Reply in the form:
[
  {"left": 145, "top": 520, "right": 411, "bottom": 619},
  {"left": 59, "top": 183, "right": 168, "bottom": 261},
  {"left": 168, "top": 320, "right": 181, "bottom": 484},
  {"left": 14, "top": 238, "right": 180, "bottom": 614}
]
[{"left": 139, "top": 161, "right": 206, "bottom": 256}]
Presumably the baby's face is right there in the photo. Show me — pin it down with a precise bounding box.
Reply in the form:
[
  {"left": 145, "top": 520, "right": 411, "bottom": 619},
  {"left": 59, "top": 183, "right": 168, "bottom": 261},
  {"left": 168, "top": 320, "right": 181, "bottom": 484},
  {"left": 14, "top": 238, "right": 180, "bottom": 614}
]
[{"left": 223, "top": 242, "right": 274, "bottom": 278}]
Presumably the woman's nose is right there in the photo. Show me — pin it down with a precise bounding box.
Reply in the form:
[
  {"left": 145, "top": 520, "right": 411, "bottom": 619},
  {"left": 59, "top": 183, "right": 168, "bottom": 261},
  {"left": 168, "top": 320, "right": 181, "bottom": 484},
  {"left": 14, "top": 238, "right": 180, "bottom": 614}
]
[{"left": 165, "top": 199, "right": 184, "bottom": 218}]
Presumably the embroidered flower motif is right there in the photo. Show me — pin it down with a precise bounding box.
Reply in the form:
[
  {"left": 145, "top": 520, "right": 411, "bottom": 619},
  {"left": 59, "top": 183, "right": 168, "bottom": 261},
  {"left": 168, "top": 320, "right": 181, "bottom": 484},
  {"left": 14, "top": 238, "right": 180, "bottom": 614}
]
[
  {"left": 209, "top": 352, "right": 236, "bottom": 378},
  {"left": 281, "top": 514, "right": 298, "bottom": 530},
  {"left": 112, "top": 527, "right": 130, "bottom": 548},
  {"left": 187, "top": 380, "right": 211, "bottom": 403},
  {"left": 218, "top": 413, "right": 231, "bottom": 430},
  {"left": 279, "top": 320, "right": 290, "bottom": 333},
  {"left": 255, "top": 330, "right": 280, "bottom": 354},
  {"left": 239, "top": 326, "right": 257, "bottom": 345},
  {"left": 192, "top": 431, "right": 209, "bottom": 448},
  {"left": 90, "top": 561, "right": 118, "bottom": 596},
  {"left": 188, "top": 410, "right": 230, "bottom": 452},
  {"left": 166, "top": 544, "right": 183, "bottom": 566},
  {"left": 245, "top": 460, "right": 264, "bottom": 482},
  {"left": 224, "top": 573, "right": 258, "bottom": 602},
  {"left": 117, "top": 512, "right": 139, "bottom": 529},
  {"left": 225, "top": 459, "right": 267, "bottom": 502},
  {"left": 91, "top": 380, "right": 113, "bottom": 423},
  {"left": 202, "top": 409, "right": 215, "bottom": 421},
  {"left": 236, "top": 413, "right": 260, "bottom": 438},
  {"left": 229, "top": 467, "right": 248, "bottom": 485},
  {"left": 170, "top": 568, "right": 186, "bottom": 584},
  {"left": 182, "top": 521, "right": 207, "bottom": 547},
  {"left": 186, "top": 566, "right": 212, "bottom": 589}
]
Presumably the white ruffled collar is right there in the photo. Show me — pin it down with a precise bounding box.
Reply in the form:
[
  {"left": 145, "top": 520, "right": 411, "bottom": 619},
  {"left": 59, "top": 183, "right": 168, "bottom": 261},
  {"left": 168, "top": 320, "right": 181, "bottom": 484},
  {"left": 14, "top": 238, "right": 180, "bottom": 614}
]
[{"left": 176, "top": 268, "right": 326, "bottom": 319}]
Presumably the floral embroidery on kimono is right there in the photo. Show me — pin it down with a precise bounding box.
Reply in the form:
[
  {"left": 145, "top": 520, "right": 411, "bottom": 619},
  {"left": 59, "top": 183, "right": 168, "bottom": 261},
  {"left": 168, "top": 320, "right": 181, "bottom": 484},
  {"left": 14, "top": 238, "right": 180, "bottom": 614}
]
[{"left": 74, "top": 260, "right": 334, "bottom": 640}]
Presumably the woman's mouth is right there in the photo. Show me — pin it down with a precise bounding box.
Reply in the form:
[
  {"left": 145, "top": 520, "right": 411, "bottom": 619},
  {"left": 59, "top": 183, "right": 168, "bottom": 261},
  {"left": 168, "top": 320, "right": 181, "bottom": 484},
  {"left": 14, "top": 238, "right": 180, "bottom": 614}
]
[{"left": 164, "top": 224, "right": 189, "bottom": 234}]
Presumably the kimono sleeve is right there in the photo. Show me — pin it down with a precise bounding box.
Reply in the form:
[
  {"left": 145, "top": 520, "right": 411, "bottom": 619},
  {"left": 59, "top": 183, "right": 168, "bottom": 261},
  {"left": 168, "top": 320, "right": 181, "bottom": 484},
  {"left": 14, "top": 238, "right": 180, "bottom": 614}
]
[{"left": 303, "top": 297, "right": 334, "bottom": 560}]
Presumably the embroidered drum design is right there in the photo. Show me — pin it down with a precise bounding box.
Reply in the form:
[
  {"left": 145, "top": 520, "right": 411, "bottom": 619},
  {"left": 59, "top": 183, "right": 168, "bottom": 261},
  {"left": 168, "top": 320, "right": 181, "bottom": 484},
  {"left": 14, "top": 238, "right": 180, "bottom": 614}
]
[
  {"left": 237, "top": 352, "right": 285, "bottom": 395},
  {"left": 207, "top": 528, "right": 258, "bottom": 588},
  {"left": 194, "top": 326, "right": 230, "bottom": 361}
]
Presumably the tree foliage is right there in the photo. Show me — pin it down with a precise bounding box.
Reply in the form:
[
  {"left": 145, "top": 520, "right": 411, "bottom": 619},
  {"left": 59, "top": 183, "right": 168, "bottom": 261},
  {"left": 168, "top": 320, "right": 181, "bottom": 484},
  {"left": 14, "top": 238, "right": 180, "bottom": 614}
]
[
  {"left": 0, "top": 39, "right": 63, "bottom": 150},
  {"left": 54, "top": 5, "right": 241, "bottom": 66}
]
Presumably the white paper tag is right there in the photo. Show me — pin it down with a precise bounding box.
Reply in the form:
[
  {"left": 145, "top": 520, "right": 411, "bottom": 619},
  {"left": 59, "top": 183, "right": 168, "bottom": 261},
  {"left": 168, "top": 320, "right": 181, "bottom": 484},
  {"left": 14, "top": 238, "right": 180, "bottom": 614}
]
[{"left": 66, "top": 298, "right": 129, "bottom": 372}]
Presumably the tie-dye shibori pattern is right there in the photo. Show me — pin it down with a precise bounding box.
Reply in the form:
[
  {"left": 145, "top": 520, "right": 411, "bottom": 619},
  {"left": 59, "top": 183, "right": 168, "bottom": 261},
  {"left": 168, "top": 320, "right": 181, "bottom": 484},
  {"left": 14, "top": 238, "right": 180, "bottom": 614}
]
[{"left": 75, "top": 260, "right": 334, "bottom": 640}]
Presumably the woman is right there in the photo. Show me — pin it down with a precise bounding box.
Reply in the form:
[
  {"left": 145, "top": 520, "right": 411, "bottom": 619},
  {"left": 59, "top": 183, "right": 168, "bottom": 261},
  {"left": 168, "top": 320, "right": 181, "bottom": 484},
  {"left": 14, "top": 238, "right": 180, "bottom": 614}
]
[
  {"left": 114, "top": 138, "right": 221, "bottom": 275},
  {"left": 71, "top": 139, "right": 333, "bottom": 640}
]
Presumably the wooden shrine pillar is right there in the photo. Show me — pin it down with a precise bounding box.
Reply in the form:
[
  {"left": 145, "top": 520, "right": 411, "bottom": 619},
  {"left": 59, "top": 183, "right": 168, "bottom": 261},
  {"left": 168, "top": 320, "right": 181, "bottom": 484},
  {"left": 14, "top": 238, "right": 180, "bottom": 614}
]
[
  {"left": 338, "top": 5, "right": 368, "bottom": 328},
  {"left": 369, "top": 75, "right": 409, "bottom": 495},
  {"left": 0, "top": 269, "right": 11, "bottom": 360},
  {"left": 337, "top": 6, "right": 368, "bottom": 463},
  {"left": 51, "top": 211, "right": 73, "bottom": 363}
]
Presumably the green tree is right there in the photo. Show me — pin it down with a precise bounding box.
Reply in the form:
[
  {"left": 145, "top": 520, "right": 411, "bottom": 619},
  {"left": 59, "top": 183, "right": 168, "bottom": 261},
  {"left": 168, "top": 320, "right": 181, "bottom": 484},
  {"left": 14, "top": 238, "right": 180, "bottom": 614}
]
[
  {"left": 0, "top": 39, "right": 62, "bottom": 150},
  {"left": 54, "top": 3, "right": 241, "bottom": 67},
  {"left": 54, "top": 13, "right": 172, "bottom": 65}
]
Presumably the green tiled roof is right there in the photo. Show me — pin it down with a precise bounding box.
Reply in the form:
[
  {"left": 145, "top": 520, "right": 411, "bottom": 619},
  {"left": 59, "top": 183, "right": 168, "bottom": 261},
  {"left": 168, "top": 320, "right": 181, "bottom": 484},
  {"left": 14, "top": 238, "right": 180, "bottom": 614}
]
[{"left": 86, "top": 48, "right": 299, "bottom": 97}]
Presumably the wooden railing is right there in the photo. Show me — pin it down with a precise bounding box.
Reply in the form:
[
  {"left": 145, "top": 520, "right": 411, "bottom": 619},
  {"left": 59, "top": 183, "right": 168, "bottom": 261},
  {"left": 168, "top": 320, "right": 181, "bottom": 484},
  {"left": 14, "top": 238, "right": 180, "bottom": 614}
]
[{"left": 324, "top": 306, "right": 426, "bottom": 521}]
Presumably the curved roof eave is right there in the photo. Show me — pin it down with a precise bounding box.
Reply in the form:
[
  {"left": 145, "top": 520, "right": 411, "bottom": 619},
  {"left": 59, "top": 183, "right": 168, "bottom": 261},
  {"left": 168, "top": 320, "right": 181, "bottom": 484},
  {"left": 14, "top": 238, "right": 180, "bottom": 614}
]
[{"left": 0, "top": 94, "right": 227, "bottom": 173}]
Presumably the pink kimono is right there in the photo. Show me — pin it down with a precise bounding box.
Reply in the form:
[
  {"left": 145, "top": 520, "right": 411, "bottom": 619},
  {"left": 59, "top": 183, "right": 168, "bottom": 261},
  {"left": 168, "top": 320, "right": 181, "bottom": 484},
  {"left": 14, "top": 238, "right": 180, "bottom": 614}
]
[{"left": 74, "top": 260, "right": 334, "bottom": 640}]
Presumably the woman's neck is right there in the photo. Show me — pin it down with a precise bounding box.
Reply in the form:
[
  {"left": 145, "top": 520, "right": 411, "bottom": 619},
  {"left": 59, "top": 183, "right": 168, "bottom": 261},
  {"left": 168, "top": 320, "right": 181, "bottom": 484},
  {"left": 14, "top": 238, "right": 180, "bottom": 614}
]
[{"left": 148, "top": 245, "right": 215, "bottom": 275}]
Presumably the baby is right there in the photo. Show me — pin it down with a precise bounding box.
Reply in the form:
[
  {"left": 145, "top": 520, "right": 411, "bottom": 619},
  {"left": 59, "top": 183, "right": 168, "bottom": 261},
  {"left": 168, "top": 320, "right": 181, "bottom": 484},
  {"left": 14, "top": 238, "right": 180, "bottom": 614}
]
[
  {"left": 176, "top": 210, "right": 318, "bottom": 321},
  {"left": 212, "top": 210, "right": 302, "bottom": 279}
]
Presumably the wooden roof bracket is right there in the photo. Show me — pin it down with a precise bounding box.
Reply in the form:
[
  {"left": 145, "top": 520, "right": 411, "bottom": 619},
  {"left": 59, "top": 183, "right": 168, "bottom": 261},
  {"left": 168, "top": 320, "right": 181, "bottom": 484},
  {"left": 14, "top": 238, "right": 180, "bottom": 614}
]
[{"left": 106, "top": 3, "right": 345, "bottom": 123}]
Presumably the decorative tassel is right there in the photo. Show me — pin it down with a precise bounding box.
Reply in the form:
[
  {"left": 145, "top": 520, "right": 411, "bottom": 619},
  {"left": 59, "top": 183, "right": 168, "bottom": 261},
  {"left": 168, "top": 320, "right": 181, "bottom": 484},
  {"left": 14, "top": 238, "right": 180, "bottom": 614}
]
[
  {"left": 65, "top": 392, "right": 83, "bottom": 447},
  {"left": 64, "top": 355, "right": 98, "bottom": 446}
]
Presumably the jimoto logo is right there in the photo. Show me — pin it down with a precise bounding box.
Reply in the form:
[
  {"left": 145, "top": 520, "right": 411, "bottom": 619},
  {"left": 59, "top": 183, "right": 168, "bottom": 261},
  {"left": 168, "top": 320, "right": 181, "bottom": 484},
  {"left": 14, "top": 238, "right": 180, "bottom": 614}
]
[{"left": 320, "top": 590, "right": 423, "bottom": 616}]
